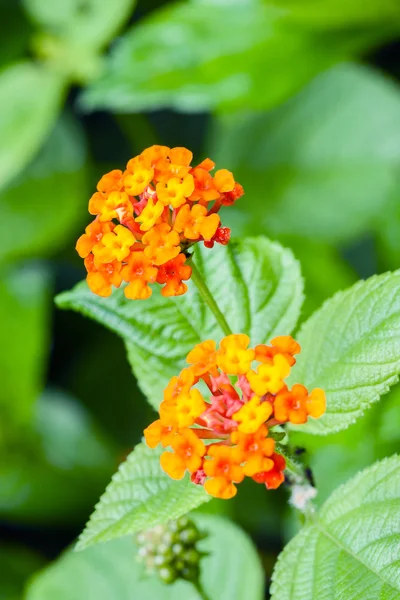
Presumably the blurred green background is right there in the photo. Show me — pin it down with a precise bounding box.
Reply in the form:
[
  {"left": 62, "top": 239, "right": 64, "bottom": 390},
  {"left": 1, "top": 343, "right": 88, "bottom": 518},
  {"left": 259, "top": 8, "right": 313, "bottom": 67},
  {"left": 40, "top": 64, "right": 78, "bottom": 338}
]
[{"left": 1, "top": 0, "right": 400, "bottom": 597}]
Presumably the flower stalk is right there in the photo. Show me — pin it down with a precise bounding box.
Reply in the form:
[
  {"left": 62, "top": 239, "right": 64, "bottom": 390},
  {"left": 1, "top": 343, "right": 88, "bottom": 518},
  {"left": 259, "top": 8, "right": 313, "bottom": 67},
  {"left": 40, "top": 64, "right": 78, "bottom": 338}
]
[{"left": 190, "top": 260, "right": 233, "bottom": 336}]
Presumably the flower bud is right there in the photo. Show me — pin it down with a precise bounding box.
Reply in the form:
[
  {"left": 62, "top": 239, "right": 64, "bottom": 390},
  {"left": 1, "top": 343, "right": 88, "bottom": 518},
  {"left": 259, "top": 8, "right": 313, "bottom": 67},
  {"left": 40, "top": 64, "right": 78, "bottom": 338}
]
[{"left": 135, "top": 516, "right": 207, "bottom": 587}]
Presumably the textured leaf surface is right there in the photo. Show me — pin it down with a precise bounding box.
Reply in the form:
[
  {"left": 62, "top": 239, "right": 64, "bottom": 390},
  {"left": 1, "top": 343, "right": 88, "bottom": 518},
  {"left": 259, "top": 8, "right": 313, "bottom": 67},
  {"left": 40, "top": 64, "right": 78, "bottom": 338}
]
[
  {"left": 0, "top": 62, "right": 64, "bottom": 192},
  {"left": 80, "top": 1, "right": 378, "bottom": 114},
  {"left": 57, "top": 237, "right": 303, "bottom": 409},
  {"left": 213, "top": 64, "right": 400, "bottom": 244},
  {"left": 290, "top": 390, "right": 400, "bottom": 506},
  {"left": 0, "top": 113, "right": 87, "bottom": 264},
  {"left": 271, "top": 455, "right": 400, "bottom": 600},
  {"left": 76, "top": 443, "right": 209, "bottom": 550},
  {"left": 27, "top": 514, "right": 264, "bottom": 600},
  {"left": 23, "top": 0, "right": 136, "bottom": 50},
  {"left": 289, "top": 270, "right": 400, "bottom": 434}
]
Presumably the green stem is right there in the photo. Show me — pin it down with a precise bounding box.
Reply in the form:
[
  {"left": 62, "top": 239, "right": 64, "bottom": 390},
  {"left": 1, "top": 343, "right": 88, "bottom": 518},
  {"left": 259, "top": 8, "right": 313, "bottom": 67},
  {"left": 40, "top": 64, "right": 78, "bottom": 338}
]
[
  {"left": 190, "top": 260, "right": 233, "bottom": 337},
  {"left": 193, "top": 580, "right": 212, "bottom": 600},
  {"left": 277, "top": 444, "right": 317, "bottom": 522},
  {"left": 276, "top": 445, "right": 305, "bottom": 481}
]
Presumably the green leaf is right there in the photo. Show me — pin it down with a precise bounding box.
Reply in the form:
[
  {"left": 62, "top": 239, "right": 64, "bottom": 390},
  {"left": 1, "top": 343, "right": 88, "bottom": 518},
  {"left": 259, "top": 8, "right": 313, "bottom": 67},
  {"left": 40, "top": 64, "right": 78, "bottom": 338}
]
[
  {"left": 0, "top": 112, "right": 87, "bottom": 264},
  {"left": 23, "top": 0, "right": 137, "bottom": 51},
  {"left": 0, "top": 62, "right": 64, "bottom": 192},
  {"left": 75, "top": 442, "right": 210, "bottom": 550},
  {"left": 289, "top": 393, "right": 395, "bottom": 506},
  {"left": 213, "top": 63, "right": 400, "bottom": 243},
  {"left": 289, "top": 270, "right": 400, "bottom": 434},
  {"left": 270, "top": 455, "right": 400, "bottom": 599},
  {"left": 80, "top": 1, "right": 381, "bottom": 114},
  {"left": 27, "top": 514, "right": 264, "bottom": 600},
  {"left": 57, "top": 237, "right": 303, "bottom": 409},
  {"left": 378, "top": 384, "right": 400, "bottom": 445},
  {"left": 377, "top": 189, "right": 400, "bottom": 271},
  {"left": 278, "top": 239, "right": 356, "bottom": 322},
  {"left": 0, "top": 265, "right": 50, "bottom": 428},
  {"left": 270, "top": 0, "right": 400, "bottom": 28},
  {"left": 1, "top": 389, "right": 116, "bottom": 523}
]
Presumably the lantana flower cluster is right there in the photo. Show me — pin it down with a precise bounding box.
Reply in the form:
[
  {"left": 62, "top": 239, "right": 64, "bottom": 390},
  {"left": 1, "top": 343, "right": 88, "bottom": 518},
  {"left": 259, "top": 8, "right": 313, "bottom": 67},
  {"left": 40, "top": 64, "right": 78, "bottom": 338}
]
[
  {"left": 144, "top": 334, "right": 326, "bottom": 500},
  {"left": 76, "top": 145, "right": 243, "bottom": 300}
]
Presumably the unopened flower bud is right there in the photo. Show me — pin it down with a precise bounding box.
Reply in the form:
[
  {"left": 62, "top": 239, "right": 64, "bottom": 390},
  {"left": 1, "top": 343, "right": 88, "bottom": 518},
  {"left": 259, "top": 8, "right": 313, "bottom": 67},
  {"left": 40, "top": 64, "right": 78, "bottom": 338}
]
[
  {"left": 135, "top": 516, "right": 207, "bottom": 588},
  {"left": 180, "top": 526, "right": 199, "bottom": 545},
  {"left": 172, "top": 542, "right": 184, "bottom": 555},
  {"left": 159, "top": 566, "right": 176, "bottom": 584}
]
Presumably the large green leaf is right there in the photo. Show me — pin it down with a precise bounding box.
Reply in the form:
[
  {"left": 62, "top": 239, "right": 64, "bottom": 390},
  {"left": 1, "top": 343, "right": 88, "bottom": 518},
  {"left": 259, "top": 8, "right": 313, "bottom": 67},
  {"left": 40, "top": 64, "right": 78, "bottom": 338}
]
[
  {"left": 26, "top": 514, "right": 264, "bottom": 600},
  {"left": 75, "top": 442, "right": 209, "bottom": 550},
  {"left": 290, "top": 388, "right": 400, "bottom": 506},
  {"left": 80, "top": 0, "right": 382, "bottom": 114},
  {"left": 1, "top": 389, "right": 116, "bottom": 523},
  {"left": 213, "top": 63, "right": 400, "bottom": 244},
  {"left": 0, "top": 62, "right": 65, "bottom": 192},
  {"left": 23, "top": 0, "right": 136, "bottom": 51},
  {"left": 0, "top": 113, "right": 87, "bottom": 264},
  {"left": 270, "top": 455, "right": 400, "bottom": 599},
  {"left": 289, "top": 270, "right": 400, "bottom": 434},
  {"left": 0, "top": 265, "right": 50, "bottom": 428},
  {"left": 57, "top": 237, "right": 303, "bottom": 409}
]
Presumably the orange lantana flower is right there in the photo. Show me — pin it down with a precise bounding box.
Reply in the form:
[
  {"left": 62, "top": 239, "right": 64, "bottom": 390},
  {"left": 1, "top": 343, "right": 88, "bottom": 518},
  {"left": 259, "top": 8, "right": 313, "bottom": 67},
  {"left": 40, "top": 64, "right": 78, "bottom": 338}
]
[
  {"left": 216, "top": 334, "right": 255, "bottom": 375},
  {"left": 203, "top": 445, "right": 244, "bottom": 499},
  {"left": 160, "top": 429, "right": 206, "bottom": 480},
  {"left": 274, "top": 384, "right": 326, "bottom": 424},
  {"left": 76, "top": 145, "right": 244, "bottom": 300},
  {"left": 156, "top": 254, "right": 192, "bottom": 297},
  {"left": 144, "top": 334, "right": 326, "bottom": 500}
]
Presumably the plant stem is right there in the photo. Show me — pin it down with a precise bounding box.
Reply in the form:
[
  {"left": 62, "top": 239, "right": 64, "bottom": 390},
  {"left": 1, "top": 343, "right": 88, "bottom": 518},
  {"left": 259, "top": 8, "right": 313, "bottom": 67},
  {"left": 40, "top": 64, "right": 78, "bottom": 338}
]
[
  {"left": 277, "top": 444, "right": 317, "bottom": 522},
  {"left": 190, "top": 260, "right": 233, "bottom": 336},
  {"left": 276, "top": 444, "right": 306, "bottom": 481},
  {"left": 193, "top": 580, "right": 212, "bottom": 600}
]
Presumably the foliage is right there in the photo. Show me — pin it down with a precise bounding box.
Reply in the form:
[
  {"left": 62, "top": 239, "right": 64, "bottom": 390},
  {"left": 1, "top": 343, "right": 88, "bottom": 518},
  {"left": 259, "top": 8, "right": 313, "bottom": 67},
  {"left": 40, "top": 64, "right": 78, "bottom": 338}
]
[
  {"left": 212, "top": 63, "right": 400, "bottom": 244},
  {"left": 57, "top": 238, "right": 303, "bottom": 406},
  {"left": 80, "top": 0, "right": 398, "bottom": 113},
  {"left": 1, "top": 0, "right": 400, "bottom": 598},
  {"left": 0, "top": 265, "right": 49, "bottom": 428},
  {"left": 26, "top": 515, "right": 264, "bottom": 600},
  {"left": 0, "top": 114, "right": 87, "bottom": 264},
  {"left": 289, "top": 270, "right": 400, "bottom": 434},
  {"left": 1, "top": 389, "right": 116, "bottom": 523},
  {"left": 0, "top": 63, "right": 65, "bottom": 192},
  {"left": 75, "top": 442, "right": 209, "bottom": 550},
  {"left": 271, "top": 455, "right": 400, "bottom": 599}
]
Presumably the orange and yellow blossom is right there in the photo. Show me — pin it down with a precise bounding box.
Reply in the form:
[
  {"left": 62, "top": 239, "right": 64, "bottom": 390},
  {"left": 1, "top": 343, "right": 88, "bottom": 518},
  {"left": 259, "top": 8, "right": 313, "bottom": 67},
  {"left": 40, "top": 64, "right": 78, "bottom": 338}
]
[
  {"left": 144, "top": 334, "right": 326, "bottom": 499},
  {"left": 160, "top": 429, "right": 206, "bottom": 480},
  {"left": 203, "top": 445, "right": 244, "bottom": 499},
  {"left": 274, "top": 384, "right": 326, "bottom": 424},
  {"left": 186, "top": 340, "right": 218, "bottom": 377},
  {"left": 216, "top": 334, "right": 255, "bottom": 375},
  {"left": 121, "top": 252, "right": 158, "bottom": 300},
  {"left": 76, "top": 145, "right": 244, "bottom": 300},
  {"left": 143, "top": 420, "right": 177, "bottom": 449},
  {"left": 156, "top": 254, "right": 192, "bottom": 297}
]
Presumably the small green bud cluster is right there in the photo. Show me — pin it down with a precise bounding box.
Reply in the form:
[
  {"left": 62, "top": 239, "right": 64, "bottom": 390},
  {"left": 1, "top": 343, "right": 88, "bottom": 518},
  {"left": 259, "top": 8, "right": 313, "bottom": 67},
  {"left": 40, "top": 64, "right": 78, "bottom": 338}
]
[{"left": 135, "top": 516, "right": 207, "bottom": 585}]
